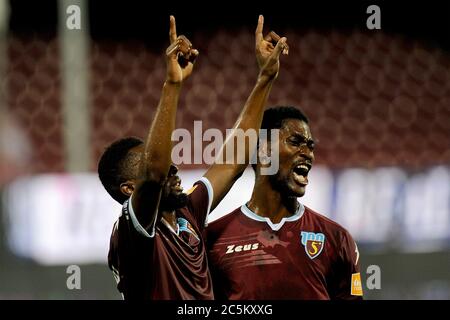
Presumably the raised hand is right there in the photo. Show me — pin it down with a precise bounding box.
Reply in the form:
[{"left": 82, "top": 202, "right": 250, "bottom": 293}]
[
  {"left": 255, "top": 15, "right": 288, "bottom": 79},
  {"left": 166, "top": 15, "right": 199, "bottom": 84}
]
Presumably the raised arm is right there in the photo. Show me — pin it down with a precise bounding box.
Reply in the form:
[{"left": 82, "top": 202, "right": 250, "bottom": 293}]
[
  {"left": 204, "top": 15, "right": 287, "bottom": 210},
  {"left": 131, "top": 16, "right": 199, "bottom": 228}
]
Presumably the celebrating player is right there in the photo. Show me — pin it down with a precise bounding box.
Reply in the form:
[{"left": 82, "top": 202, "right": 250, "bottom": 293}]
[
  {"left": 207, "top": 106, "right": 363, "bottom": 300},
  {"left": 98, "top": 15, "right": 287, "bottom": 299}
]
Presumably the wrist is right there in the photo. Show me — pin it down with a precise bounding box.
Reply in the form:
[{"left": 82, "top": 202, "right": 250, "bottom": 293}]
[
  {"left": 164, "top": 79, "right": 183, "bottom": 87},
  {"left": 257, "top": 72, "right": 277, "bottom": 84}
]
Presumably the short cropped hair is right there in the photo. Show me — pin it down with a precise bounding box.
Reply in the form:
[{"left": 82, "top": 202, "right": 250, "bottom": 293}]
[
  {"left": 261, "top": 106, "right": 309, "bottom": 132},
  {"left": 98, "top": 137, "right": 143, "bottom": 204}
]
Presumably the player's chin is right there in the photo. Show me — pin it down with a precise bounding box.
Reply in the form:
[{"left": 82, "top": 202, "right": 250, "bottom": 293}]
[
  {"left": 160, "top": 192, "right": 188, "bottom": 211},
  {"left": 167, "top": 186, "right": 187, "bottom": 200},
  {"left": 288, "top": 181, "right": 307, "bottom": 197},
  {"left": 173, "top": 192, "right": 188, "bottom": 209}
]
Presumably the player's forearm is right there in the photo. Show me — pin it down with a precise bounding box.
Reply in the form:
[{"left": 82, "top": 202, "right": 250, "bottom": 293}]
[
  {"left": 140, "top": 81, "right": 181, "bottom": 182},
  {"left": 223, "top": 74, "right": 275, "bottom": 169},
  {"left": 235, "top": 74, "right": 274, "bottom": 129}
]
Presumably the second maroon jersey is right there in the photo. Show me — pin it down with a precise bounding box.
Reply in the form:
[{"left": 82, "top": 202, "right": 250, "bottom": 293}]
[
  {"left": 108, "top": 178, "right": 214, "bottom": 300},
  {"left": 206, "top": 203, "right": 363, "bottom": 300}
]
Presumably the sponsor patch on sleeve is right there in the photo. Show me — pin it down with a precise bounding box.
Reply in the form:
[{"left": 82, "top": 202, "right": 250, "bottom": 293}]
[{"left": 351, "top": 272, "right": 363, "bottom": 296}]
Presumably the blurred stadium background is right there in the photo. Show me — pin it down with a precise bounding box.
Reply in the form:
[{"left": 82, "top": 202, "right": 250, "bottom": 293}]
[{"left": 0, "top": 0, "right": 449, "bottom": 299}]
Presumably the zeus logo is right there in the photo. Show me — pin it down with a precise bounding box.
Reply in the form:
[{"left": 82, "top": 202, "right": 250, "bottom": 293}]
[{"left": 226, "top": 243, "right": 259, "bottom": 254}]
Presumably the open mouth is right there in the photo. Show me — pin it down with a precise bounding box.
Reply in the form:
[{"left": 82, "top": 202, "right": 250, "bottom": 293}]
[
  {"left": 173, "top": 181, "right": 183, "bottom": 192},
  {"left": 293, "top": 163, "right": 311, "bottom": 186},
  {"left": 169, "top": 176, "right": 184, "bottom": 193}
]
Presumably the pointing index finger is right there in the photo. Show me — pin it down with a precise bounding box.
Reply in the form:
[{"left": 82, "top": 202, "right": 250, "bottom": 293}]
[
  {"left": 255, "top": 15, "right": 264, "bottom": 45},
  {"left": 169, "top": 15, "right": 177, "bottom": 44}
]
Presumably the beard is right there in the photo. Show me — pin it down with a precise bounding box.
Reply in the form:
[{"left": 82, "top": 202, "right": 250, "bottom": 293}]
[
  {"left": 159, "top": 192, "right": 188, "bottom": 211},
  {"left": 269, "top": 169, "right": 305, "bottom": 198},
  {"left": 269, "top": 170, "right": 291, "bottom": 194}
]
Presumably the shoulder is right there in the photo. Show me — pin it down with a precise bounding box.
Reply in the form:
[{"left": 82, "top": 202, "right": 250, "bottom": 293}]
[
  {"left": 205, "top": 207, "right": 243, "bottom": 246},
  {"left": 186, "top": 178, "right": 213, "bottom": 209},
  {"left": 192, "top": 177, "right": 213, "bottom": 196},
  {"left": 206, "top": 206, "right": 242, "bottom": 234},
  {"left": 303, "top": 206, "right": 354, "bottom": 242}
]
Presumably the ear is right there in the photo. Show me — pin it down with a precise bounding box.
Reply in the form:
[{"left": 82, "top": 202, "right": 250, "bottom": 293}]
[
  {"left": 258, "top": 139, "right": 271, "bottom": 166},
  {"left": 120, "top": 181, "right": 135, "bottom": 197}
]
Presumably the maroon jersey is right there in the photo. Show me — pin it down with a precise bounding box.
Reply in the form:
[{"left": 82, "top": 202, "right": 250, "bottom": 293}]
[
  {"left": 207, "top": 203, "right": 363, "bottom": 300},
  {"left": 108, "top": 178, "right": 214, "bottom": 300}
]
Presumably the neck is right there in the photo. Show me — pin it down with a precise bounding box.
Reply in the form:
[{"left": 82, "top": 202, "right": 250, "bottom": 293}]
[{"left": 248, "top": 175, "right": 299, "bottom": 224}]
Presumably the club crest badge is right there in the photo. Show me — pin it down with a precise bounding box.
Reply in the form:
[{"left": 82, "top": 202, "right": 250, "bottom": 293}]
[
  {"left": 177, "top": 217, "right": 200, "bottom": 247},
  {"left": 300, "top": 231, "right": 325, "bottom": 259}
]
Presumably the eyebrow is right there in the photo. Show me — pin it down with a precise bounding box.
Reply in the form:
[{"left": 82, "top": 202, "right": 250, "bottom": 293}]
[{"left": 291, "top": 133, "right": 314, "bottom": 144}]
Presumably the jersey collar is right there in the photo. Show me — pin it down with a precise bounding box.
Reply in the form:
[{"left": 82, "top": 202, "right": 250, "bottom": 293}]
[{"left": 240, "top": 202, "right": 305, "bottom": 231}]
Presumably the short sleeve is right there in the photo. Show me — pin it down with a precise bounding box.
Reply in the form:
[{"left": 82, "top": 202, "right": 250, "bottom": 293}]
[
  {"left": 332, "top": 230, "right": 363, "bottom": 300},
  {"left": 186, "top": 177, "right": 213, "bottom": 230},
  {"left": 126, "top": 197, "right": 156, "bottom": 238}
]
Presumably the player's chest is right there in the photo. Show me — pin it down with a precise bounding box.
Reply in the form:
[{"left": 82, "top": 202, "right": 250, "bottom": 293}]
[
  {"left": 210, "top": 227, "right": 333, "bottom": 275},
  {"left": 156, "top": 215, "right": 202, "bottom": 251}
]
